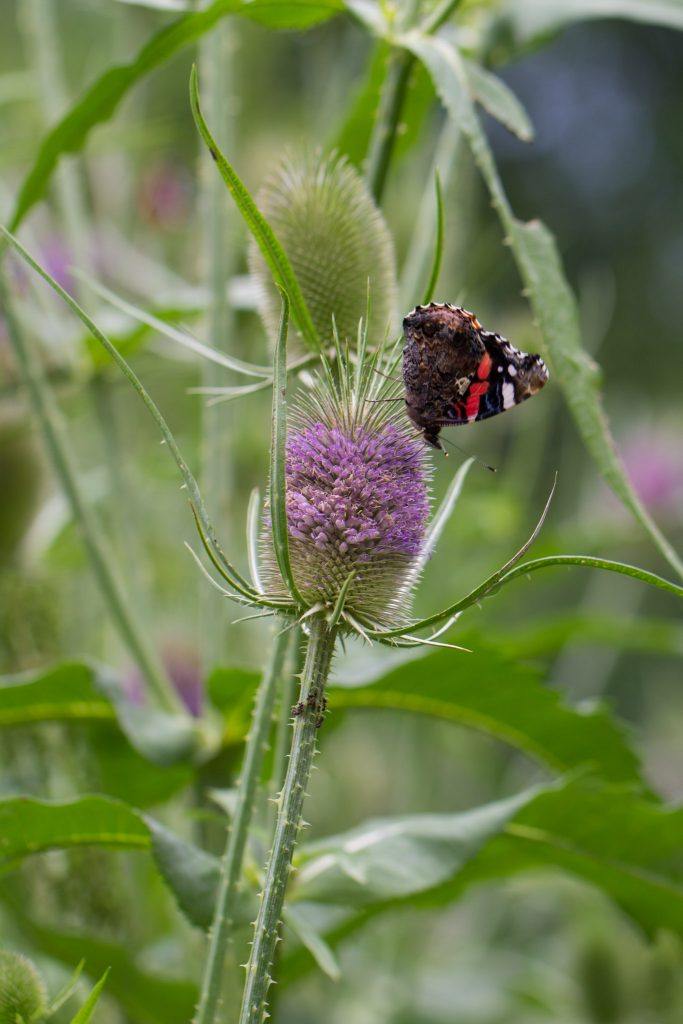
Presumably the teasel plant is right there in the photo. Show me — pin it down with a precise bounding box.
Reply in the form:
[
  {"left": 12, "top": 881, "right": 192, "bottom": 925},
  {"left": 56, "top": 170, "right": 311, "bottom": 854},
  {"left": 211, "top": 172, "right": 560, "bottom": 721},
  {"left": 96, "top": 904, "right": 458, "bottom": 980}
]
[{"left": 3, "top": 59, "right": 683, "bottom": 1024}]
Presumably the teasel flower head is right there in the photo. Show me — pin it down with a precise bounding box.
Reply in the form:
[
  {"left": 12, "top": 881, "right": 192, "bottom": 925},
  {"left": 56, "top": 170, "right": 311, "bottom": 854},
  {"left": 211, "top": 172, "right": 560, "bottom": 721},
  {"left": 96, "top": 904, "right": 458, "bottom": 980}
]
[
  {"left": 259, "top": 333, "right": 431, "bottom": 630},
  {"left": 249, "top": 150, "right": 397, "bottom": 350},
  {"left": 0, "top": 950, "right": 47, "bottom": 1024}
]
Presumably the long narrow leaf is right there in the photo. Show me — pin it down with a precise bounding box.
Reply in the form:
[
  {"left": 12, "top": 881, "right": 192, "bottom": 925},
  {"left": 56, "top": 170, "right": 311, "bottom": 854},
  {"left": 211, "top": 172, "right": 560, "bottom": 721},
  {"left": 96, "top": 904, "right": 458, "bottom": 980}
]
[
  {"left": 414, "top": 457, "right": 473, "bottom": 577},
  {"left": 497, "top": 555, "right": 683, "bottom": 598},
  {"left": 402, "top": 31, "right": 683, "bottom": 581},
  {"left": 189, "top": 66, "right": 321, "bottom": 352},
  {"left": 8, "top": 0, "right": 341, "bottom": 230},
  {"left": 1, "top": 227, "right": 257, "bottom": 602},
  {"left": 420, "top": 172, "right": 444, "bottom": 305},
  {"left": 69, "top": 970, "right": 110, "bottom": 1024},
  {"left": 80, "top": 273, "right": 272, "bottom": 378},
  {"left": 371, "top": 477, "right": 557, "bottom": 638},
  {"left": 270, "top": 290, "right": 304, "bottom": 605}
]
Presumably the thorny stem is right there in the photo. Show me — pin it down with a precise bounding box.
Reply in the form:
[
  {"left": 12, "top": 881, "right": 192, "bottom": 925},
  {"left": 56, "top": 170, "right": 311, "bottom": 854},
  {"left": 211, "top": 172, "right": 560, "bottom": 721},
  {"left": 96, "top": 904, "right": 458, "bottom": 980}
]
[
  {"left": 0, "top": 274, "right": 182, "bottom": 715},
  {"left": 239, "top": 616, "right": 337, "bottom": 1024},
  {"left": 194, "top": 626, "right": 290, "bottom": 1024},
  {"left": 270, "top": 628, "right": 303, "bottom": 807}
]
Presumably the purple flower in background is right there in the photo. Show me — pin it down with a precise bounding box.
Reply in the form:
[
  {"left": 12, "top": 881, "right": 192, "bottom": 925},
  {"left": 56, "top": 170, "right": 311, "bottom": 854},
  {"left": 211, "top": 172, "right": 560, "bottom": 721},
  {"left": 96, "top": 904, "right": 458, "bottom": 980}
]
[
  {"left": 263, "top": 416, "right": 431, "bottom": 627},
  {"left": 41, "top": 235, "right": 74, "bottom": 293},
  {"left": 126, "top": 644, "right": 203, "bottom": 716},
  {"left": 621, "top": 432, "right": 683, "bottom": 516}
]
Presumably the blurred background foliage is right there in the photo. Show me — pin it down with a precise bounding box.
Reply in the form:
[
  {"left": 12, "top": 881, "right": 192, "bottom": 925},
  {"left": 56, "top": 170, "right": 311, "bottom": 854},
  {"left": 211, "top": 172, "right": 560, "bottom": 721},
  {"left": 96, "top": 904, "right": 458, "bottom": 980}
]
[{"left": 0, "top": 1, "right": 682, "bottom": 1022}]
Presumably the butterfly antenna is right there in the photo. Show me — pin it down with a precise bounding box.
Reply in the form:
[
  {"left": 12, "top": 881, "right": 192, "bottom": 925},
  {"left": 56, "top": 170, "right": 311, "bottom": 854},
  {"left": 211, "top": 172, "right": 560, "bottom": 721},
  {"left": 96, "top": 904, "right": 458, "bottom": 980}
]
[
  {"left": 372, "top": 367, "right": 400, "bottom": 382},
  {"left": 440, "top": 434, "right": 496, "bottom": 472}
]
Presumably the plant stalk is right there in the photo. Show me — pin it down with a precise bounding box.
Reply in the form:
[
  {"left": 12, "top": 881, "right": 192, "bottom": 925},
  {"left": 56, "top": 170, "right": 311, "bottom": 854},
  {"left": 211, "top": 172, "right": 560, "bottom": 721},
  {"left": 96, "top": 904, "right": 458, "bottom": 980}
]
[
  {"left": 0, "top": 273, "right": 182, "bottom": 716},
  {"left": 239, "top": 615, "right": 337, "bottom": 1024},
  {"left": 194, "top": 625, "right": 290, "bottom": 1024},
  {"left": 199, "top": 20, "right": 238, "bottom": 668},
  {"left": 365, "top": 50, "right": 415, "bottom": 204}
]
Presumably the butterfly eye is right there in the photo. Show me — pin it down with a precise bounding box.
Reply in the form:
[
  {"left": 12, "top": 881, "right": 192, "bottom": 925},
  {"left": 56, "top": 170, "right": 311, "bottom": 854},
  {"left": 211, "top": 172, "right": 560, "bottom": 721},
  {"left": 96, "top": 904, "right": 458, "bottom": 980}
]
[{"left": 422, "top": 321, "right": 437, "bottom": 337}]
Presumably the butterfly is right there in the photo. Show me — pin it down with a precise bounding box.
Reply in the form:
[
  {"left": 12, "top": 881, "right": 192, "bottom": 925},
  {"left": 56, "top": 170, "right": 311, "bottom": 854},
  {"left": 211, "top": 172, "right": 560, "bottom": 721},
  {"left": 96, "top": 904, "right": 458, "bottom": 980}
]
[{"left": 402, "top": 303, "right": 549, "bottom": 450}]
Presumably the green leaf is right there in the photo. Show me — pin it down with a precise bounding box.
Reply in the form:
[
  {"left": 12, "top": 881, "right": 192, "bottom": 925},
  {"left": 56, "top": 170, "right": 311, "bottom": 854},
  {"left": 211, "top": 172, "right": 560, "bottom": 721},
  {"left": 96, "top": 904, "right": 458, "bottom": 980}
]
[
  {"left": 45, "top": 960, "right": 85, "bottom": 1017},
  {"left": 0, "top": 794, "right": 234, "bottom": 930},
  {"left": 329, "top": 645, "right": 644, "bottom": 784},
  {"left": 0, "top": 796, "right": 149, "bottom": 873},
  {"left": 452, "top": 782, "right": 683, "bottom": 938},
  {"left": 284, "top": 906, "right": 342, "bottom": 981},
  {"left": 334, "top": 42, "right": 435, "bottom": 169},
  {"left": 146, "top": 819, "right": 221, "bottom": 929},
  {"left": 399, "top": 31, "right": 683, "bottom": 580},
  {"left": 294, "top": 782, "right": 683, "bottom": 938},
  {"left": 189, "top": 67, "right": 321, "bottom": 352},
  {"left": 0, "top": 661, "right": 196, "bottom": 790},
  {"left": 492, "top": 613, "right": 683, "bottom": 660},
  {"left": 8, "top": 0, "right": 341, "bottom": 230},
  {"left": 420, "top": 172, "right": 445, "bottom": 305},
  {"left": 269, "top": 291, "right": 305, "bottom": 604},
  {"left": 69, "top": 970, "right": 109, "bottom": 1024},
  {"left": 495, "top": 554, "right": 683, "bottom": 599},
  {"left": 295, "top": 788, "right": 540, "bottom": 904},
  {"left": 0, "top": 662, "right": 113, "bottom": 726},
  {"left": 462, "top": 58, "right": 534, "bottom": 141},
  {"left": 501, "top": 0, "right": 683, "bottom": 46}
]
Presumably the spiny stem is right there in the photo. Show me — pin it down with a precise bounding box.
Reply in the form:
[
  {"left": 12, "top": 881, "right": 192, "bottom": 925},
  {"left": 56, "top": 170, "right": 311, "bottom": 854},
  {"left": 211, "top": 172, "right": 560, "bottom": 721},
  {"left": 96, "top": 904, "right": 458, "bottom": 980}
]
[
  {"left": 270, "top": 627, "right": 303, "bottom": 807},
  {"left": 0, "top": 274, "right": 182, "bottom": 715},
  {"left": 194, "top": 626, "right": 290, "bottom": 1024},
  {"left": 239, "top": 616, "right": 337, "bottom": 1024}
]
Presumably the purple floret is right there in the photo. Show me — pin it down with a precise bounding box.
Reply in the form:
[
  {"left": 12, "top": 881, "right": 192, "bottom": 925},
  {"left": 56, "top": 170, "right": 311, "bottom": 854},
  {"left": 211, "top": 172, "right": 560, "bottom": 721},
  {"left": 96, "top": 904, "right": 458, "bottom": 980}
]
[{"left": 263, "top": 419, "right": 430, "bottom": 626}]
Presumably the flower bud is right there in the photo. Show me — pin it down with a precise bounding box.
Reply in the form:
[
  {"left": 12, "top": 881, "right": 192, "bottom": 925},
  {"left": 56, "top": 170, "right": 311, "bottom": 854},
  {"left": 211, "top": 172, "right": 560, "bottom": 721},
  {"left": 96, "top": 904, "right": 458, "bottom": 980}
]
[
  {"left": 0, "top": 950, "right": 47, "bottom": 1024},
  {"left": 249, "top": 151, "right": 397, "bottom": 349}
]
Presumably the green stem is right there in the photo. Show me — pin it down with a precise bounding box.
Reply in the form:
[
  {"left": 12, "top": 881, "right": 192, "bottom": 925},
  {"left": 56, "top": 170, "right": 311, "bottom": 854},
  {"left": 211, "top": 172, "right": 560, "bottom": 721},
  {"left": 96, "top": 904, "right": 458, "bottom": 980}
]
[
  {"left": 194, "top": 626, "right": 290, "bottom": 1024},
  {"left": 239, "top": 616, "right": 337, "bottom": 1024},
  {"left": 199, "top": 21, "right": 238, "bottom": 668},
  {"left": 270, "top": 628, "right": 303, "bottom": 805},
  {"left": 0, "top": 274, "right": 182, "bottom": 715},
  {"left": 364, "top": 0, "right": 466, "bottom": 204},
  {"left": 365, "top": 50, "right": 415, "bottom": 204}
]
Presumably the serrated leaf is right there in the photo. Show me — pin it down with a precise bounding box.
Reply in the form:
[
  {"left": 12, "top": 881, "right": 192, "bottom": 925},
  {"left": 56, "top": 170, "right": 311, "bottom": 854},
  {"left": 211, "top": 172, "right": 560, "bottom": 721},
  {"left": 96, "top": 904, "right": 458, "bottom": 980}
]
[
  {"left": 8, "top": 0, "right": 342, "bottom": 230},
  {"left": 462, "top": 58, "right": 534, "bottom": 141},
  {"left": 293, "top": 781, "right": 683, "bottom": 938},
  {"left": 329, "top": 645, "right": 644, "bottom": 784},
  {"left": 399, "top": 31, "right": 683, "bottom": 581},
  {"left": 69, "top": 970, "right": 109, "bottom": 1024}
]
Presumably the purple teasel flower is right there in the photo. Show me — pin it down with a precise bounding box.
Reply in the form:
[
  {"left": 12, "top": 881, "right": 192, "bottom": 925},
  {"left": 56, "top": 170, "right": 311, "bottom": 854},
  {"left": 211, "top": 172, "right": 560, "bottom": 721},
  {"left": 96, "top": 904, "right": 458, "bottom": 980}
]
[
  {"left": 261, "top": 360, "right": 432, "bottom": 631},
  {"left": 125, "top": 643, "right": 203, "bottom": 717}
]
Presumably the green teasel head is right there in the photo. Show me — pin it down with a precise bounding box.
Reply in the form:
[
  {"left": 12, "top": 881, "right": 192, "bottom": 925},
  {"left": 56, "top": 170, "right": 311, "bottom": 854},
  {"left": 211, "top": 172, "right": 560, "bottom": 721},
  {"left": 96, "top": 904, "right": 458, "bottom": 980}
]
[
  {"left": 0, "top": 950, "right": 47, "bottom": 1024},
  {"left": 249, "top": 150, "right": 397, "bottom": 351}
]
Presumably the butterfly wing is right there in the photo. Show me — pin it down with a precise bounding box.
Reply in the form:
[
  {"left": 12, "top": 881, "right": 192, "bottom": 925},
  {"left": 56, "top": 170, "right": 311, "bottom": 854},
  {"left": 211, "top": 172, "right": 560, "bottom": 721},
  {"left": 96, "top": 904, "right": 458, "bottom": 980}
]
[{"left": 436, "top": 331, "right": 549, "bottom": 426}]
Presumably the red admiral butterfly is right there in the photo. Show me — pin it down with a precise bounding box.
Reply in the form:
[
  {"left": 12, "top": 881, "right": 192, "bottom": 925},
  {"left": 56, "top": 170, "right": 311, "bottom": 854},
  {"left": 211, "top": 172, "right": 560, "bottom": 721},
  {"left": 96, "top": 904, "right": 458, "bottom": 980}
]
[{"left": 403, "top": 303, "right": 549, "bottom": 450}]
